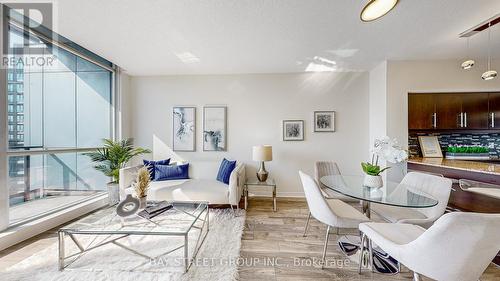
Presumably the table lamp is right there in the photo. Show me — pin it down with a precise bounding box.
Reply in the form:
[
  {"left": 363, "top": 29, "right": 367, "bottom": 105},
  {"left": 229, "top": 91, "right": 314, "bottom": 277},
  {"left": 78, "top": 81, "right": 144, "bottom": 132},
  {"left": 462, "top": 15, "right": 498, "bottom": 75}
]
[{"left": 253, "top": 145, "right": 273, "bottom": 182}]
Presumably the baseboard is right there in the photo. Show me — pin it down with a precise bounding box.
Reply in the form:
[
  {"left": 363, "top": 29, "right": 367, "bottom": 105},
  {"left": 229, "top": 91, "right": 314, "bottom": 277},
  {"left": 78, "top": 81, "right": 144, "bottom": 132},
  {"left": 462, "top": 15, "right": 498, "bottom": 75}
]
[{"left": 0, "top": 194, "right": 108, "bottom": 251}]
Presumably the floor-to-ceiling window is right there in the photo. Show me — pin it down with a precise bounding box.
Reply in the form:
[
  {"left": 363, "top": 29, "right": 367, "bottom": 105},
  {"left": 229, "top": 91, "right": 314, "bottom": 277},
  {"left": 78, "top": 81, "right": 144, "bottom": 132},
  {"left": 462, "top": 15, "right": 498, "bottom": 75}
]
[{"left": 4, "top": 12, "right": 115, "bottom": 226}]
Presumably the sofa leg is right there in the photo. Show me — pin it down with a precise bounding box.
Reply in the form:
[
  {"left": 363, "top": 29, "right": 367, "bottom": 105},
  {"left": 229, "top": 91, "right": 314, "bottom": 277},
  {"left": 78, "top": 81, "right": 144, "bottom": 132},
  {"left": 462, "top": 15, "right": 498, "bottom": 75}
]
[{"left": 230, "top": 204, "right": 237, "bottom": 216}]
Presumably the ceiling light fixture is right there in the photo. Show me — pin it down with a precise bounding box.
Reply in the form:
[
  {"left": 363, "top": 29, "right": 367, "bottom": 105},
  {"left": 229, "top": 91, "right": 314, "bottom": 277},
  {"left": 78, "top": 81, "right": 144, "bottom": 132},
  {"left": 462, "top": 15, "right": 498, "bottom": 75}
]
[
  {"left": 482, "top": 22, "right": 497, "bottom": 81},
  {"left": 461, "top": 38, "right": 475, "bottom": 70},
  {"left": 360, "top": 0, "right": 399, "bottom": 22}
]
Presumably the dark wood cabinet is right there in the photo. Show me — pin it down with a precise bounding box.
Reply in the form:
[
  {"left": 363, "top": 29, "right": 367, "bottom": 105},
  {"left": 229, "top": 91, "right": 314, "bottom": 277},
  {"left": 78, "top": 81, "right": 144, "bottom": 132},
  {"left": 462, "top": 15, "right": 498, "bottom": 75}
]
[
  {"left": 461, "top": 93, "right": 489, "bottom": 129},
  {"left": 408, "top": 94, "right": 435, "bottom": 129},
  {"left": 489, "top": 93, "right": 500, "bottom": 129},
  {"left": 435, "top": 94, "right": 462, "bottom": 129},
  {"left": 409, "top": 92, "right": 494, "bottom": 131}
]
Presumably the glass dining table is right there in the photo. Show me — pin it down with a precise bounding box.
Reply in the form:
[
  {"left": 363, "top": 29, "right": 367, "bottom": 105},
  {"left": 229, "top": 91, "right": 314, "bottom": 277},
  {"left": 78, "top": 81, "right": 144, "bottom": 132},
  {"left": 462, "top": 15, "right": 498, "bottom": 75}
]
[
  {"left": 320, "top": 175, "right": 438, "bottom": 218},
  {"left": 319, "top": 174, "right": 438, "bottom": 274}
]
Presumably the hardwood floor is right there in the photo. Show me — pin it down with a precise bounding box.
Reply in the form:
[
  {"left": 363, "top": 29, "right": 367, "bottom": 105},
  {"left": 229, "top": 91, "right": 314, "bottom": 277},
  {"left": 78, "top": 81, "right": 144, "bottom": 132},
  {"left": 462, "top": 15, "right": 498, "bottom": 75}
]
[
  {"left": 0, "top": 197, "right": 498, "bottom": 281},
  {"left": 239, "top": 197, "right": 500, "bottom": 281}
]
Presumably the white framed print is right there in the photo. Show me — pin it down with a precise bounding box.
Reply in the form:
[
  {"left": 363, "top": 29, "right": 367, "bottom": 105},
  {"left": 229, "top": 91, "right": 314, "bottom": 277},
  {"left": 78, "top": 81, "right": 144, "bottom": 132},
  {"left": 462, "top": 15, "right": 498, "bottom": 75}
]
[
  {"left": 203, "top": 106, "right": 227, "bottom": 151},
  {"left": 172, "top": 106, "right": 196, "bottom": 151},
  {"left": 283, "top": 120, "right": 304, "bottom": 141},
  {"left": 314, "top": 111, "right": 335, "bottom": 132}
]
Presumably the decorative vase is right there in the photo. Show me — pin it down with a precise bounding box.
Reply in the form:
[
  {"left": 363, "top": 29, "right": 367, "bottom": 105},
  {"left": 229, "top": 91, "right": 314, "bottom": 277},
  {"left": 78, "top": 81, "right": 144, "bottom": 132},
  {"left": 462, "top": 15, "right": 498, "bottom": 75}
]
[
  {"left": 139, "top": 196, "right": 147, "bottom": 209},
  {"left": 363, "top": 175, "right": 383, "bottom": 189},
  {"left": 257, "top": 161, "right": 269, "bottom": 182},
  {"left": 107, "top": 182, "right": 120, "bottom": 206}
]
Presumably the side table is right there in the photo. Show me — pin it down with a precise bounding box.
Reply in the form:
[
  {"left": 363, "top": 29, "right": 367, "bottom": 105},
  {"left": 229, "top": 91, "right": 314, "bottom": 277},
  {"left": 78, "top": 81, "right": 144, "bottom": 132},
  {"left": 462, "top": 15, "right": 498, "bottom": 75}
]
[{"left": 244, "top": 178, "right": 277, "bottom": 211}]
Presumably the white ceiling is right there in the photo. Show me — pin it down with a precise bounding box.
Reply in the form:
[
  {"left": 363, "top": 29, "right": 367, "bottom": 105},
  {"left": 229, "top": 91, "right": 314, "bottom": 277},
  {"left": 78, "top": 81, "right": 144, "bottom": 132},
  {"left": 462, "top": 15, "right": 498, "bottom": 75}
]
[{"left": 45, "top": 0, "right": 500, "bottom": 75}]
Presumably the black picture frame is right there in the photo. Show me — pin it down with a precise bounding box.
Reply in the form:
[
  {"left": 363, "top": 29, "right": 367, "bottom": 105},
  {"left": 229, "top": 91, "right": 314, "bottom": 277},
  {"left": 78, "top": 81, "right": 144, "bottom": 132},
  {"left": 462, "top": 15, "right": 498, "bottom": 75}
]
[
  {"left": 314, "top": 111, "right": 335, "bottom": 132},
  {"left": 282, "top": 120, "right": 304, "bottom": 141}
]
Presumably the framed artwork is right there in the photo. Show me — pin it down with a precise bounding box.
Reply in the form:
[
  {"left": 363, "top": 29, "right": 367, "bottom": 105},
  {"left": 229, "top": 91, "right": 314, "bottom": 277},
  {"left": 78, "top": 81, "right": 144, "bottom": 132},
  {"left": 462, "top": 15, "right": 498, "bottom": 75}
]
[
  {"left": 203, "top": 106, "right": 227, "bottom": 151},
  {"left": 418, "top": 136, "right": 443, "bottom": 158},
  {"left": 173, "top": 106, "right": 196, "bottom": 151},
  {"left": 283, "top": 120, "right": 304, "bottom": 141},
  {"left": 314, "top": 111, "right": 335, "bottom": 132}
]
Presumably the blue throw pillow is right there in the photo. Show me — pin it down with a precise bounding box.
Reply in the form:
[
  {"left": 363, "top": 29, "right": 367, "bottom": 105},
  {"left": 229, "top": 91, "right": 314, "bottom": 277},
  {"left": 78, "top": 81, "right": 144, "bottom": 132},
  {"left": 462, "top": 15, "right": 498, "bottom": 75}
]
[
  {"left": 216, "top": 158, "right": 236, "bottom": 185},
  {"left": 143, "top": 158, "right": 170, "bottom": 179},
  {"left": 154, "top": 163, "right": 189, "bottom": 181}
]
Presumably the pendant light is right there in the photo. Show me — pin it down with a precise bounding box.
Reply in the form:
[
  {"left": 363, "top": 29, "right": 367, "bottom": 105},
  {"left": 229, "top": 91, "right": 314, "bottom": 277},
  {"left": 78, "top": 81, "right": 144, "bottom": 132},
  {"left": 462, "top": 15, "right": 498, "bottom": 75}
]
[
  {"left": 482, "top": 22, "right": 498, "bottom": 80},
  {"left": 461, "top": 38, "right": 475, "bottom": 70},
  {"left": 360, "top": 0, "right": 399, "bottom": 22}
]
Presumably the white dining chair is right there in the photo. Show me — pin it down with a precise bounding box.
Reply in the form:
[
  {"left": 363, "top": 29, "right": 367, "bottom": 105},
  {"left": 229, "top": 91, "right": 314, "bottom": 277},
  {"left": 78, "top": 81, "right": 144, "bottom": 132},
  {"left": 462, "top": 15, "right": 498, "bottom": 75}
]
[
  {"left": 358, "top": 212, "right": 500, "bottom": 281},
  {"left": 371, "top": 172, "right": 452, "bottom": 228},
  {"left": 315, "top": 161, "right": 358, "bottom": 202},
  {"left": 299, "top": 171, "right": 370, "bottom": 268},
  {"left": 303, "top": 161, "right": 358, "bottom": 237}
]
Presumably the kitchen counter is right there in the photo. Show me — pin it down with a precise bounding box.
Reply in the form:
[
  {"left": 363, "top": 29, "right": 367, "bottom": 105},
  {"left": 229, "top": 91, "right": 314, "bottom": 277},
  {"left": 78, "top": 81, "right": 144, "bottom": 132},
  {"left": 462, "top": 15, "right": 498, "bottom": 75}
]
[{"left": 408, "top": 157, "right": 500, "bottom": 176}]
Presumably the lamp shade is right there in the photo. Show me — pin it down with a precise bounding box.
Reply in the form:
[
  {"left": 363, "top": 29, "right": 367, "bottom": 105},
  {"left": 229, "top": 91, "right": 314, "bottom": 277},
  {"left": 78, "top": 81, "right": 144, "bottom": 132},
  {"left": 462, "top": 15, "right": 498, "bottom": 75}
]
[{"left": 253, "top": 145, "right": 273, "bottom": 162}]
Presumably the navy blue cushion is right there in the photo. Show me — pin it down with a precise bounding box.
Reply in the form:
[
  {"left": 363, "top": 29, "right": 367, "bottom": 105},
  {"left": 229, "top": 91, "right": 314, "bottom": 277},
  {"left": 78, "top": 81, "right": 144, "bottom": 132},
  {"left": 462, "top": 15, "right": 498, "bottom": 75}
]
[
  {"left": 143, "top": 158, "right": 170, "bottom": 179},
  {"left": 216, "top": 158, "right": 236, "bottom": 185},
  {"left": 154, "top": 163, "right": 189, "bottom": 181}
]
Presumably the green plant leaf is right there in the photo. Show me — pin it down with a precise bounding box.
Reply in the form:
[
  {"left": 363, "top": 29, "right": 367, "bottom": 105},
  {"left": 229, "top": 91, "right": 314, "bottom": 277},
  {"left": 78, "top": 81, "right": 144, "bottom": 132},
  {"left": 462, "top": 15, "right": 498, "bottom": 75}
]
[{"left": 84, "top": 138, "right": 151, "bottom": 183}]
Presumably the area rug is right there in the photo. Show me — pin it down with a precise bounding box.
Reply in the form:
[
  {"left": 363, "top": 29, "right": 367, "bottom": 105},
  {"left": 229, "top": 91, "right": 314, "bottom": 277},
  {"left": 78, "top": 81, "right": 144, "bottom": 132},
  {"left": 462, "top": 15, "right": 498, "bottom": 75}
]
[{"left": 0, "top": 209, "right": 245, "bottom": 281}]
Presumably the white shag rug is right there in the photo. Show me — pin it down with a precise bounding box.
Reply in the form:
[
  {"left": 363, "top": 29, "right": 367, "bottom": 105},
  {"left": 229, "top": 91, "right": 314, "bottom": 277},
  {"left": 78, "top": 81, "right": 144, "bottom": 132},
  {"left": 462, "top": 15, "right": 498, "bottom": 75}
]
[{"left": 1, "top": 209, "right": 245, "bottom": 281}]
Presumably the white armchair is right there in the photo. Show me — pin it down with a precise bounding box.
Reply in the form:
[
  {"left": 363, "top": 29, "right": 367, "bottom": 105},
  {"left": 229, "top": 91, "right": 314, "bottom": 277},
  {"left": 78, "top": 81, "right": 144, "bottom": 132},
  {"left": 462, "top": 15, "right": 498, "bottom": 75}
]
[
  {"left": 358, "top": 212, "right": 500, "bottom": 281},
  {"left": 371, "top": 172, "right": 452, "bottom": 228}
]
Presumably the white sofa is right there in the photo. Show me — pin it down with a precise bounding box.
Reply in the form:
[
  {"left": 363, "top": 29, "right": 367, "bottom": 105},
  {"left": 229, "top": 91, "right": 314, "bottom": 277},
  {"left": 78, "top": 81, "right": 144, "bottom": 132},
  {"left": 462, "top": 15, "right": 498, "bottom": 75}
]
[{"left": 119, "top": 161, "right": 246, "bottom": 206}]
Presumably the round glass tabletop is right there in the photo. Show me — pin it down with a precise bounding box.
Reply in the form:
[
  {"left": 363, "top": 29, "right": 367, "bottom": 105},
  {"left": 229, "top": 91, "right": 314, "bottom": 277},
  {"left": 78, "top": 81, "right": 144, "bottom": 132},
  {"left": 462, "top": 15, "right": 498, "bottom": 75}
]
[{"left": 320, "top": 175, "right": 438, "bottom": 208}]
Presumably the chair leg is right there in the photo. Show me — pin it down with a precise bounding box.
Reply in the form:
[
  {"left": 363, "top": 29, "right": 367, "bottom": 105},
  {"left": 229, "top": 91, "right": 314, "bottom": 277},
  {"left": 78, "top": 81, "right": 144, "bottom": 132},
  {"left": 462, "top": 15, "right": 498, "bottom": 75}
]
[
  {"left": 321, "top": 225, "right": 330, "bottom": 269},
  {"left": 358, "top": 232, "right": 366, "bottom": 274},
  {"left": 413, "top": 272, "right": 421, "bottom": 281},
  {"left": 303, "top": 212, "right": 311, "bottom": 237},
  {"left": 230, "top": 204, "right": 236, "bottom": 216},
  {"left": 368, "top": 238, "right": 374, "bottom": 272}
]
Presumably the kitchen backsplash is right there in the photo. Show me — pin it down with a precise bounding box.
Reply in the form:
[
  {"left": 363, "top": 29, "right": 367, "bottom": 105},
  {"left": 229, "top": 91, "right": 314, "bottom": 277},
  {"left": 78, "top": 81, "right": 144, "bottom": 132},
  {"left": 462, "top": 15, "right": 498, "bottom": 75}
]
[{"left": 408, "top": 132, "right": 500, "bottom": 159}]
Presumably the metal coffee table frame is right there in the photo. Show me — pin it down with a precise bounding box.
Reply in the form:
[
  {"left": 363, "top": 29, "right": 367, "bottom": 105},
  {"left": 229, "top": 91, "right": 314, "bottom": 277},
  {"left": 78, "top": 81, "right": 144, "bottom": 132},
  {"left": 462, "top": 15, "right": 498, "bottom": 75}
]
[{"left": 58, "top": 201, "right": 209, "bottom": 273}]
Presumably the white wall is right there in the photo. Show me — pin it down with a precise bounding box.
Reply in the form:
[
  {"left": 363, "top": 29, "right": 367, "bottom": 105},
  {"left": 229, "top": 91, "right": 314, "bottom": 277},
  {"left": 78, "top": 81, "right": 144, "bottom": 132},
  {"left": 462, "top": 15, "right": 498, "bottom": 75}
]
[
  {"left": 128, "top": 72, "right": 369, "bottom": 196},
  {"left": 385, "top": 59, "right": 500, "bottom": 180},
  {"left": 368, "top": 62, "right": 388, "bottom": 181}
]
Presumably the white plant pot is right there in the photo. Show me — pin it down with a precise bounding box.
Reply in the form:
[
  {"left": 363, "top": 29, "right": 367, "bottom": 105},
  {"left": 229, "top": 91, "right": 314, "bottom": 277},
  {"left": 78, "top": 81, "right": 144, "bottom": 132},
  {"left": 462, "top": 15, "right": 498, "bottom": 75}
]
[
  {"left": 363, "top": 175, "right": 383, "bottom": 189},
  {"left": 107, "top": 182, "right": 120, "bottom": 206}
]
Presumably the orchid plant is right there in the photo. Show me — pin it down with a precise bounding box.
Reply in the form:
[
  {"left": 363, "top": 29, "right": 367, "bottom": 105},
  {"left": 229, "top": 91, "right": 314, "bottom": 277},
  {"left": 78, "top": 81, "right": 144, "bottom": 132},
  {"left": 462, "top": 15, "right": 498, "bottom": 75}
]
[{"left": 362, "top": 136, "right": 408, "bottom": 176}]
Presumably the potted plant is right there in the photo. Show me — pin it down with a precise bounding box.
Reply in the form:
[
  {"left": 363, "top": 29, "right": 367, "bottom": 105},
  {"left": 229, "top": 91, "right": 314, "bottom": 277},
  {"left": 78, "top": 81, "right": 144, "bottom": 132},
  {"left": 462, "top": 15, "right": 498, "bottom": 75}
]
[
  {"left": 445, "top": 145, "right": 490, "bottom": 160},
  {"left": 362, "top": 137, "right": 408, "bottom": 189},
  {"left": 361, "top": 162, "right": 389, "bottom": 188},
  {"left": 84, "top": 138, "right": 151, "bottom": 205}
]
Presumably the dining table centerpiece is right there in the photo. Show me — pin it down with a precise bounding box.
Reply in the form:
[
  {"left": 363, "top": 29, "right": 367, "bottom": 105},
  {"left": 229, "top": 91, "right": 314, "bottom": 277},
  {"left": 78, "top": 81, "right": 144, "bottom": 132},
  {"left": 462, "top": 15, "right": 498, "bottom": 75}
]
[{"left": 362, "top": 136, "right": 408, "bottom": 188}]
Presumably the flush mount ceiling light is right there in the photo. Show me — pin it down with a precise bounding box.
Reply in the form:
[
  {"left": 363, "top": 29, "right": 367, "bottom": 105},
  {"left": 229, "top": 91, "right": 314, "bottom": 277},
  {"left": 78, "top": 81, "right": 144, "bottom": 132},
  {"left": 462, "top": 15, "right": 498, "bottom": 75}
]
[
  {"left": 482, "top": 22, "right": 497, "bottom": 81},
  {"left": 461, "top": 38, "right": 475, "bottom": 70},
  {"left": 360, "top": 0, "right": 399, "bottom": 22}
]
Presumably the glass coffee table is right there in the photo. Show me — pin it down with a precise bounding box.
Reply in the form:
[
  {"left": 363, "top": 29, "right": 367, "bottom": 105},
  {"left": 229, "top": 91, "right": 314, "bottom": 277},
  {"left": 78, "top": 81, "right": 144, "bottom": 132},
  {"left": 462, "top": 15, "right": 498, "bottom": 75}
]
[{"left": 58, "top": 201, "right": 209, "bottom": 273}]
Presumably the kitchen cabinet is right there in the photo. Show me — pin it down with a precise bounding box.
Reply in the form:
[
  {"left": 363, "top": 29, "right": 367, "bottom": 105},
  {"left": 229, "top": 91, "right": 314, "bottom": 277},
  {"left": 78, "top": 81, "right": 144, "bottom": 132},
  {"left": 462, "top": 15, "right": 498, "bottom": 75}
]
[
  {"left": 408, "top": 94, "right": 436, "bottom": 129},
  {"left": 435, "top": 94, "right": 463, "bottom": 129},
  {"left": 489, "top": 93, "right": 500, "bottom": 129},
  {"left": 461, "top": 93, "right": 489, "bottom": 129},
  {"left": 408, "top": 92, "right": 493, "bottom": 131}
]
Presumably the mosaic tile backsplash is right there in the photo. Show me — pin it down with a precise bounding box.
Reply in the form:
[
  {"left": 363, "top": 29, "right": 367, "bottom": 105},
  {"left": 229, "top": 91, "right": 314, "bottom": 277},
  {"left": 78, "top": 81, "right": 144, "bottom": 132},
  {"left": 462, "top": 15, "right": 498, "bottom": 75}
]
[{"left": 408, "top": 132, "right": 500, "bottom": 159}]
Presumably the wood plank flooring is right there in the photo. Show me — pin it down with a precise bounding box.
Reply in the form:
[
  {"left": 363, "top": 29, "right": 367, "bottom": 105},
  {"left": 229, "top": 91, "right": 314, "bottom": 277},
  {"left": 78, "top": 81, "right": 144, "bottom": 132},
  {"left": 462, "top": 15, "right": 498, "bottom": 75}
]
[
  {"left": 0, "top": 197, "right": 498, "bottom": 281},
  {"left": 239, "top": 197, "right": 500, "bottom": 281}
]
